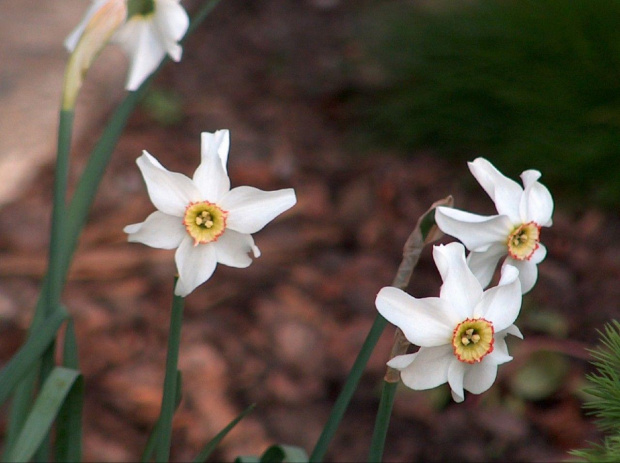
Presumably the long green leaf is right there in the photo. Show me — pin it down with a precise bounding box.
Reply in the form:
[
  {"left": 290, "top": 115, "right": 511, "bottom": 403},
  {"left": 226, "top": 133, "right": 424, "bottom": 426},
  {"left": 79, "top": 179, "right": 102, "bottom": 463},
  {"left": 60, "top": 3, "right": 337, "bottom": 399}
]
[
  {"left": 4, "top": 367, "right": 81, "bottom": 463},
  {"left": 193, "top": 404, "right": 257, "bottom": 463},
  {"left": 55, "top": 319, "right": 83, "bottom": 462},
  {"left": 0, "top": 311, "right": 67, "bottom": 405}
]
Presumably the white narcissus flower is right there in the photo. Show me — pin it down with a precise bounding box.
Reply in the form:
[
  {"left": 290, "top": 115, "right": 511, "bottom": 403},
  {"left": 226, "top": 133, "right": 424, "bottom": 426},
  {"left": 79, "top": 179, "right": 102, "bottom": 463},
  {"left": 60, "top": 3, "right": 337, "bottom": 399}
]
[
  {"left": 124, "top": 130, "right": 297, "bottom": 296},
  {"left": 435, "top": 158, "right": 553, "bottom": 294},
  {"left": 376, "top": 242, "right": 523, "bottom": 403},
  {"left": 65, "top": 0, "right": 189, "bottom": 91}
]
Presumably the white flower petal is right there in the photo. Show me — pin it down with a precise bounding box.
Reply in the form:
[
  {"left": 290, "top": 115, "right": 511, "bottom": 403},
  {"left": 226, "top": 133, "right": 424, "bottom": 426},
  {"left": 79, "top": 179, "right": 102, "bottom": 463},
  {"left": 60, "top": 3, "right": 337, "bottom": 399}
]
[
  {"left": 114, "top": 18, "right": 166, "bottom": 91},
  {"left": 468, "top": 158, "right": 523, "bottom": 222},
  {"left": 137, "top": 151, "right": 200, "bottom": 216},
  {"left": 65, "top": 0, "right": 111, "bottom": 51},
  {"left": 398, "top": 346, "right": 454, "bottom": 391},
  {"left": 174, "top": 237, "right": 218, "bottom": 296},
  {"left": 531, "top": 243, "right": 547, "bottom": 264},
  {"left": 192, "top": 131, "right": 231, "bottom": 201},
  {"left": 447, "top": 359, "right": 466, "bottom": 403},
  {"left": 435, "top": 207, "right": 513, "bottom": 252},
  {"left": 520, "top": 171, "right": 554, "bottom": 226},
  {"left": 466, "top": 243, "right": 507, "bottom": 289},
  {"left": 152, "top": 0, "right": 189, "bottom": 61},
  {"left": 504, "top": 257, "right": 538, "bottom": 294},
  {"left": 220, "top": 186, "right": 297, "bottom": 234},
  {"left": 200, "top": 130, "right": 230, "bottom": 172},
  {"left": 375, "top": 287, "right": 454, "bottom": 347},
  {"left": 489, "top": 325, "right": 523, "bottom": 365},
  {"left": 434, "top": 243, "right": 483, "bottom": 320},
  {"left": 214, "top": 230, "right": 260, "bottom": 268},
  {"left": 475, "top": 265, "right": 522, "bottom": 332},
  {"left": 462, "top": 359, "right": 498, "bottom": 395},
  {"left": 386, "top": 353, "right": 416, "bottom": 370},
  {"left": 124, "top": 211, "right": 185, "bottom": 249}
]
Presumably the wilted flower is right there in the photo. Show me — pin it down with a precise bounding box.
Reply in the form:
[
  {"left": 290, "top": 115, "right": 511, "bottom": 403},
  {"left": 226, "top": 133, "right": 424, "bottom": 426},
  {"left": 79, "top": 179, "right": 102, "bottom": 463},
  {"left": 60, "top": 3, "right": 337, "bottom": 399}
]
[
  {"left": 435, "top": 158, "right": 553, "bottom": 293},
  {"left": 375, "top": 242, "right": 523, "bottom": 403},
  {"left": 124, "top": 130, "right": 297, "bottom": 296},
  {"left": 65, "top": 0, "right": 189, "bottom": 91}
]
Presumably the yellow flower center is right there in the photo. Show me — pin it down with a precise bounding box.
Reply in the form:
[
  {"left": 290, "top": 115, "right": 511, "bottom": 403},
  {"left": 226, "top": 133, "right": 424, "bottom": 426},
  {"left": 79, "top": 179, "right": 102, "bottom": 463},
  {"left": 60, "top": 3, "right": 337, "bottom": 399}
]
[
  {"left": 183, "top": 201, "right": 228, "bottom": 246},
  {"left": 452, "top": 318, "right": 494, "bottom": 364},
  {"left": 507, "top": 221, "right": 540, "bottom": 261}
]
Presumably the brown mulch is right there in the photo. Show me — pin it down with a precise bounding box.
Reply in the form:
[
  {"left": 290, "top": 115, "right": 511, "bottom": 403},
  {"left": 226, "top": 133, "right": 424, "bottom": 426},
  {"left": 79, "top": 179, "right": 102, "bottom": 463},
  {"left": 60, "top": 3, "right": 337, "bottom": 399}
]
[{"left": 1, "top": 0, "right": 619, "bottom": 461}]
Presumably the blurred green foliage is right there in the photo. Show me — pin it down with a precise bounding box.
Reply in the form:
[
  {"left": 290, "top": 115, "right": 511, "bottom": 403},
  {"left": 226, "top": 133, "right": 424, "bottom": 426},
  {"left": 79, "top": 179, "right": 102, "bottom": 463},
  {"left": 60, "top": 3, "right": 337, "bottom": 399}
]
[{"left": 355, "top": 0, "right": 620, "bottom": 209}]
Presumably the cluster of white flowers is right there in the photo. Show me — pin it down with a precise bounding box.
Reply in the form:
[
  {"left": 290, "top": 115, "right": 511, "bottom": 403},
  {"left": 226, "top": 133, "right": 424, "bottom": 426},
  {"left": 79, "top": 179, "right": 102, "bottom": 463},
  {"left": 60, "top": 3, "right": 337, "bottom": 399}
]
[
  {"left": 376, "top": 159, "right": 553, "bottom": 402},
  {"left": 67, "top": 1, "right": 554, "bottom": 405}
]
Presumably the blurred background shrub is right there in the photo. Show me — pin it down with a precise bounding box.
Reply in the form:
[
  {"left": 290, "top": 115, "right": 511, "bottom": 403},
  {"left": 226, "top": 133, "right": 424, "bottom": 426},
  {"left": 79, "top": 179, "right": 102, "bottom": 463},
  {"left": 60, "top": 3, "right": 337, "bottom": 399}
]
[{"left": 351, "top": 0, "right": 620, "bottom": 209}]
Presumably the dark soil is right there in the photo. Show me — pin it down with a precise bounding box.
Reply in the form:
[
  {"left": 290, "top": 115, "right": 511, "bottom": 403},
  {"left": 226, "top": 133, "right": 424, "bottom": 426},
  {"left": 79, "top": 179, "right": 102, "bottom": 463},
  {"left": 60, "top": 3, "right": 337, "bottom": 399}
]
[{"left": 1, "top": 0, "right": 618, "bottom": 461}]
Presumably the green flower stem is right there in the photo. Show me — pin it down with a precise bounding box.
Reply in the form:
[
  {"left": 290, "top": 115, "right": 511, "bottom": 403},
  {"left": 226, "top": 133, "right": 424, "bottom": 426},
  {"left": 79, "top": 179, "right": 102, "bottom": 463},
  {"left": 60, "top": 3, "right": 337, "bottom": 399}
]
[
  {"left": 310, "top": 314, "right": 388, "bottom": 462},
  {"left": 48, "top": 110, "right": 74, "bottom": 314},
  {"left": 368, "top": 381, "right": 398, "bottom": 462},
  {"left": 3, "top": 0, "right": 222, "bottom": 456},
  {"left": 311, "top": 199, "right": 451, "bottom": 462},
  {"left": 365, "top": 201, "right": 451, "bottom": 462},
  {"left": 155, "top": 287, "right": 185, "bottom": 462},
  {"left": 3, "top": 109, "right": 74, "bottom": 461}
]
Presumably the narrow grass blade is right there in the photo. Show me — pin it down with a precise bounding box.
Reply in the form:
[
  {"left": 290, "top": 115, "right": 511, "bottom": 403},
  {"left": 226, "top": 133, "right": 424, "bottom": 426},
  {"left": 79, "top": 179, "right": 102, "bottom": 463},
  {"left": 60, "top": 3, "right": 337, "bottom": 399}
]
[
  {"left": 4, "top": 367, "right": 81, "bottom": 463},
  {"left": 193, "top": 404, "right": 256, "bottom": 463},
  {"left": 0, "top": 311, "right": 67, "bottom": 405},
  {"left": 368, "top": 381, "right": 397, "bottom": 462},
  {"left": 55, "top": 319, "right": 83, "bottom": 462}
]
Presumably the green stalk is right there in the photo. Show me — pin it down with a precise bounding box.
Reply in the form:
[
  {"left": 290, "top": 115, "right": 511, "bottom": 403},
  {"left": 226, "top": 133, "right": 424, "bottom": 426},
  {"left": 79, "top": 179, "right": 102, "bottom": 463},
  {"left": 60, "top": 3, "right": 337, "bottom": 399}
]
[
  {"left": 310, "top": 315, "right": 388, "bottom": 462},
  {"left": 155, "top": 288, "right": 185, "bottom": 462},
  {"left": 48, "top": 110, "right": 74, "bottom": 313},
  {"left": 311, "top": 198, "right": 452, "bottom": 462},
  {"left": 368, "top": 382, "right": 398, "bottom": 462},
  {"left": 3, "top": 0, "right": 222, "bottom": 455}
]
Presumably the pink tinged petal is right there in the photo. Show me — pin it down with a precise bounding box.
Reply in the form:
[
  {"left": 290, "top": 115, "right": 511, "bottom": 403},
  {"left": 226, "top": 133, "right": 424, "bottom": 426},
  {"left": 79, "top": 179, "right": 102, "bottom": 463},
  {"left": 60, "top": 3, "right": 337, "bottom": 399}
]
[
  {"left": 447, "top": 359, "right": 466, "bottom": 403},
  {"left": 65, "top": 0, "right": 111, "bottom": 51},
  {"left": 124, "top": 211, "right": 185, "bottom": 249},
  {"left": 504, "top": 257, "right": 538, "bottom": 294},
  {"left": 375, "top": 287, "right": 454, "bottom": 347},
  {"left": 474, "top": 264, "right": 522, "bottom": 331},
  {"left": 174, "top": 237, "right": 217, "bottom": 296},
  {"left": 433, "top": 243, "right": 483, "bottom": 320},
  {"left": 213, "top": 230, "right": 260, "bottom": 268},
  {"left": 220, "top": 187, "right": 297, "bottom": 234},
  {"left": 462, "top": 359, "right": 498, "bottom": 395},
  {"left": 397, "top": 345, "right": 454, "bottom": 391},
  {"left": 468, "top": 158, "right": 523, "bottom": 222},
  {"left": 152, "top": 0, "right": 189, "bottom": 61},
  {"left": 466, "top": 243, "right": 507, "bottom": 289},
  {"left": 192, "top": 132, "right": 231, "bottom": 201},
  {"left": 137, "top": 151, "right": 200, "bottom": 216},
  {"left": 435, "top": 207, "right": 513, "bottom": 252},
  {"left": 113, "top": 19, "right": 166, "bottom": 91},
  {"left": 520, "top": 170, "right": 554, "bottom": 226}
]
